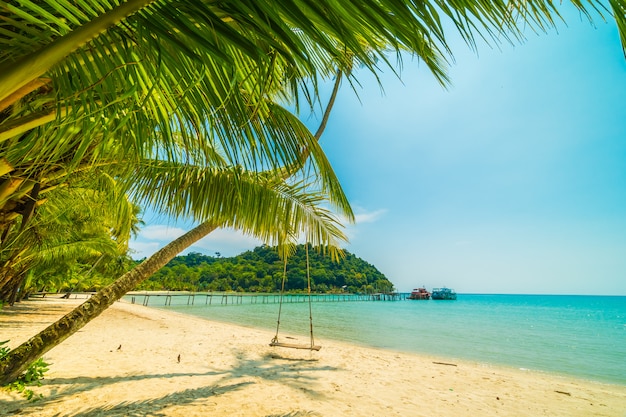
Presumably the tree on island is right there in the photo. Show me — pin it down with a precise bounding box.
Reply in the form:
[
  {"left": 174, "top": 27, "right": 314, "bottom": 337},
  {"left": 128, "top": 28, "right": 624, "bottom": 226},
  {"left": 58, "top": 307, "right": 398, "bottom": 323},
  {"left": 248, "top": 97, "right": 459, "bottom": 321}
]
[
  {"left": 1, "top": 0, "right": 625, "bottom": 385},
  {"left": 140, "top": 245, "right": 395, "bottom": 293}
]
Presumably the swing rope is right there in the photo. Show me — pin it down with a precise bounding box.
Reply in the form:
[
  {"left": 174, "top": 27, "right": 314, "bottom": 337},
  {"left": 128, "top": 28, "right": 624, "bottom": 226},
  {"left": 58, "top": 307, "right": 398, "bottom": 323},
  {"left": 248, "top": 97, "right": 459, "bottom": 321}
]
[
  {"left": 306, "top": 244, "right": 316, "bottom": 349},
  {"left": 271, "top": 258, "right": 288, "bottom": 343},
  {"left": 270, "top": 245, "right": 321, "bottom": 351}
]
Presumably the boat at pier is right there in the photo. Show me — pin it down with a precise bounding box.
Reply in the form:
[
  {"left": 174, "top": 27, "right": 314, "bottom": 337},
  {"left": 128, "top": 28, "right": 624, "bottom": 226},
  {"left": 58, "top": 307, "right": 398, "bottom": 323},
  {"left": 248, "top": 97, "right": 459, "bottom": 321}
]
[
  {"left": 431, "top": 288, "right": 457, "bottom": 300},
  {"left": 408, "top": 288, "right": 431, "bottom": 300}
]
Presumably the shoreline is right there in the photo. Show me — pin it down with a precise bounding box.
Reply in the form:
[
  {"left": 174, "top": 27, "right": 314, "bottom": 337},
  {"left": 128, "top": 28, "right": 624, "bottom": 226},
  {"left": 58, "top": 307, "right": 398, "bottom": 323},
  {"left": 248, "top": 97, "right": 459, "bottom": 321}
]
[
  {"left": 152, "top": 305, "right": 618, "bottom": 387},
  {"left": 140, "top": 292, "right": 626, "bottom": 386},
  {"left": 1, "top": 297, "right": 625, "bottom": 416}
]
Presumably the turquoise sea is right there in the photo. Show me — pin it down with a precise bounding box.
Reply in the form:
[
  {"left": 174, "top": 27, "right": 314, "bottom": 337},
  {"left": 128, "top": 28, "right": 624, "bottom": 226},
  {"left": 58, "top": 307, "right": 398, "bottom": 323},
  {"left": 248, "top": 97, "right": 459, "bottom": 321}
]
[{"left": 133, "top": 294, "right": 626, "bottom": 385}]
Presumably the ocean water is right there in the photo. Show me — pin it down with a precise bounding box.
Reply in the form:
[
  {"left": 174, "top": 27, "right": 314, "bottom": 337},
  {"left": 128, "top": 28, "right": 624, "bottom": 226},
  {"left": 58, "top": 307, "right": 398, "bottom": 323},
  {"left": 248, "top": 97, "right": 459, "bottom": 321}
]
[{"left": 134, "top": 294, "right": 626, "bottom": 385}]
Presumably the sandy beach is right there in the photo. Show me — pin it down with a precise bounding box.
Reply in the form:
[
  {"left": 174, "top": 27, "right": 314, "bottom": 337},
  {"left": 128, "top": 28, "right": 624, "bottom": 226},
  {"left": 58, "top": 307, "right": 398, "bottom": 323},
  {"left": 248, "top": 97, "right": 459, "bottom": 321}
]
[{"left": 1, "top": 297, "right": 624, "bottom": 416}]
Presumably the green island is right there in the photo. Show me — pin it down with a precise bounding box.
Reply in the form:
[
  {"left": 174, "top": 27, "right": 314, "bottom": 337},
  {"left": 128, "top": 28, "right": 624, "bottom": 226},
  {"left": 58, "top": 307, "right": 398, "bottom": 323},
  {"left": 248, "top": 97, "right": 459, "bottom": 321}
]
[{"left": 137, "top": 245, "right": 394, "bottom": 294}]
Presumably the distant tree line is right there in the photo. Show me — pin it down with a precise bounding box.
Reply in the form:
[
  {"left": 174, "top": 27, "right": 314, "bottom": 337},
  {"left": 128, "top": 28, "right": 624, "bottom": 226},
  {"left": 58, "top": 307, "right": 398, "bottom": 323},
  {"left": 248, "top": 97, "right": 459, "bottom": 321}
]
[{"left": 136, "top": 245, "right": 395, "bottom": 294}]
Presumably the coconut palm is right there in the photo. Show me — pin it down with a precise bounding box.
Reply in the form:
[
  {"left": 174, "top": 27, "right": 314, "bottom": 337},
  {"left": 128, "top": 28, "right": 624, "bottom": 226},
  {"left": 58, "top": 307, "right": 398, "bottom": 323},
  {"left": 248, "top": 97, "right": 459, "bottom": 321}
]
[
  {"left": 0, "top": 25, "right": 354, "bottom": 382},
  {"left": 0, "top": 157, "right": 352, "bottom": 384},
  {"left": 0, "top": 89, "right": 353, "bottom": 380},
  {"left": 0, "top": 178, "right": 143, "bottom": 304}
]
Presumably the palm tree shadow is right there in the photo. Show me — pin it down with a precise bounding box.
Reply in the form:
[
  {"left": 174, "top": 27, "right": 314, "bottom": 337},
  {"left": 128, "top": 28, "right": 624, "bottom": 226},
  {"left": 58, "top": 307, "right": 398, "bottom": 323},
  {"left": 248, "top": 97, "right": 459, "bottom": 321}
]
[
  {"left": 3, "top": 349, "right": 340, "bottom": 416},
  {"left": 57, "top": 382, "right": 253, "bottom": 417},
  {"left": 68, "top": 351, "right": 337, "bottom": 416},
  {"left": 1, "top": 370, "right": 229, "bottom": 416},
  {"left": 46, "top": 369, "right": 227, "bottom": 396},
  {"left": 221, "top": 350, "right": 340, "bottom": 400}
]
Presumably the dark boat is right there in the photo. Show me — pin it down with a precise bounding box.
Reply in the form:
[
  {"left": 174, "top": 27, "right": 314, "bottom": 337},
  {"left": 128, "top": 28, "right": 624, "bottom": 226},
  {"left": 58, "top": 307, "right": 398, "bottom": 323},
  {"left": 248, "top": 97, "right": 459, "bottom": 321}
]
[
  {"left": 408, "top": 287, "right": 431, "bottom": 300},
  {"left": 431, "top": 287, "right": 457, "bottom": 300}
]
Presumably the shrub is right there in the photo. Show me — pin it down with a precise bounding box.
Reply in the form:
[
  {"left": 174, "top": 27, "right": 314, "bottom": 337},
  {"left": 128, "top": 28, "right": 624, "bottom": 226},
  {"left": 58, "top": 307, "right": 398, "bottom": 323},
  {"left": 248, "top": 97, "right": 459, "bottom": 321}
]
[{"left": 0, "top": 341, "right": 49, "bottom": 400}]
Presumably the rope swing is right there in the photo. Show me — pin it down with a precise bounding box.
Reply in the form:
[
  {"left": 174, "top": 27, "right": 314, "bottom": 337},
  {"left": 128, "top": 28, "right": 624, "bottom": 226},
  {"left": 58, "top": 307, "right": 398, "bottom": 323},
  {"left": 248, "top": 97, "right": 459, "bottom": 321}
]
[{"left": 270, "top": 244, "right": 321, "bottom": 351}]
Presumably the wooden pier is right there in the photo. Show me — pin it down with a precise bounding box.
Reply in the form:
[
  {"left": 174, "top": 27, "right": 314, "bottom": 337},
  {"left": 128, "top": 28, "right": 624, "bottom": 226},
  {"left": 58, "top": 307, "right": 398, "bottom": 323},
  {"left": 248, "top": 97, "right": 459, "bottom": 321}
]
[
  {"left": 29, "top": 291, "right": 405, "bottom": 307},
  {"left": 125, "top": 291, "right": 404, "bottom": 307}
]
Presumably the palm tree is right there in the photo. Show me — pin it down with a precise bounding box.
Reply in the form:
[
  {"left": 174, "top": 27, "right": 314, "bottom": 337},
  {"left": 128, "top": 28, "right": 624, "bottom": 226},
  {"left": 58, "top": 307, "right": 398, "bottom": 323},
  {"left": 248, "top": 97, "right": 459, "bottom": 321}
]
[
  {"left": 0, "top": 160, "right": 351, "bottom": 384},
  {"left": 0, "top": 87, "right": 353, "bottom": 379},
  {"left": 0, "top": 180, "right": 143, "bottom": 304},
  {"left": 1, "top": 47, "right": 352, "bottom": 383}
]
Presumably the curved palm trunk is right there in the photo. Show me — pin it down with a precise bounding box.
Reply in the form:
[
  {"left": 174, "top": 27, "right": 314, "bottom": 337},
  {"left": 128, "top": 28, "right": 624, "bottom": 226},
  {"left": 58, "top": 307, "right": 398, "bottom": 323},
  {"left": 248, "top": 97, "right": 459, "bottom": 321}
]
[
  {"left": 0, "top": 221, "right": 217, "bottom": 385},
  {"left": 0, "top": 67, "right": 344, "bottom": 385}
]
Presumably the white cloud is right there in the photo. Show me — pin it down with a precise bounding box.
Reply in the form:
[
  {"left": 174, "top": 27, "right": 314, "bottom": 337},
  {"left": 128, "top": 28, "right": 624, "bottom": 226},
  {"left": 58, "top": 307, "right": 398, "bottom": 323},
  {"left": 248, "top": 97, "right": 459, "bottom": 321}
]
[
  {"left": 139, "top": 224, "right": 187, "bottom": 241},
  {"left": 190, "top": 228, "right": 263, "bottom": 256},
  {"left": 128, "top": 241, "right": 161, "bottom": 259},
  {"left": 339, "top": 208, "right": 388, "bottom": 243},
  {"left": 129, "top": 225, "right": 188, "bottom": 259},
  {"left": 131, "top": 224, "right": 266, "bottom": 259},
  {"left": 354, "top": 208, "right": 387, "bottom": 224}
]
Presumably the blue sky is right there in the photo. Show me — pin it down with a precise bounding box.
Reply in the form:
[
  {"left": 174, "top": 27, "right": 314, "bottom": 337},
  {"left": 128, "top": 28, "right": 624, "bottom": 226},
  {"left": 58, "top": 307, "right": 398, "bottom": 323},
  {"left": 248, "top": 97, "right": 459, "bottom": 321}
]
[{"left": 131, "top": 7, "right": 626, "bottom": 295}]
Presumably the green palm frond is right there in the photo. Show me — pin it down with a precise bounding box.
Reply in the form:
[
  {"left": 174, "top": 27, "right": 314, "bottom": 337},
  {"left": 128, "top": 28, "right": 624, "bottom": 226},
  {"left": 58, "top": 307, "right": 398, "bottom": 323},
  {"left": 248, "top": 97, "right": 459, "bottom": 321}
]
[
  {"left": 4, "top": 0, "right": 624, "bottom": 129},
  {"left": 2, "top": 0, "right": 623, "bottom": 224},
  {"left": 4, "top": 0, "right": 626, "bottom": 78},
  {"left": 2, "top": 0, "right": 625, "bottom": 273},
  {"left": 128, "top": 160, "right": 347, "bottom": 252},
  {"left": 0, "top": 181, "right": 128, "bottom": 297}
]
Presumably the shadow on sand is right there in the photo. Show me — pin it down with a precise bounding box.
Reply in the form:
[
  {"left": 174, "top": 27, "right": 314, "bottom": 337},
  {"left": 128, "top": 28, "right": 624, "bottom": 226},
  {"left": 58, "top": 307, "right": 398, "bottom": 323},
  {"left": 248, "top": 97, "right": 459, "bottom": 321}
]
[{"left": 3, "top": 349, "right": 339, "bottom": 416}]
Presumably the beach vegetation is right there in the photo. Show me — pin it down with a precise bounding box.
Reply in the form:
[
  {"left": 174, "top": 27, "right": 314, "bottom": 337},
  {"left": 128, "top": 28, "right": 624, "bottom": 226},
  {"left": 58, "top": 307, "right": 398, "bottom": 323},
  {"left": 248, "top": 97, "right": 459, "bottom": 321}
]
[
  {"left": 0, "top": 341, "right": 48, "bottom": 400},
  {"left": 0, "top": 181, "right": 142, "bottom": 304},
  {"left": 1, "top": 0, "right": 625, "bottom": 386}
]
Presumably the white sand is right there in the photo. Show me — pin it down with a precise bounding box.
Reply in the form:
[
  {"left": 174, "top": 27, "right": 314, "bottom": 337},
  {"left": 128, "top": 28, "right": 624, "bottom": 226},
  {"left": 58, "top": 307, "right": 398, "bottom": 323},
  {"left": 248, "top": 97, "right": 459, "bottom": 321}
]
[{"left": 1, "top": 297, "right": 625, "bottom": 416}]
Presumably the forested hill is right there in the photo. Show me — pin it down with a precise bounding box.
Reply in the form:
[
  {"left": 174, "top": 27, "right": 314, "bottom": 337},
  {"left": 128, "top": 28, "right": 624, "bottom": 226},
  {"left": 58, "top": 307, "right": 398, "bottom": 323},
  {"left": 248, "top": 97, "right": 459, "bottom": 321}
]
[{"left": 138, "top": 245, "right": 395, "bottom": 293}]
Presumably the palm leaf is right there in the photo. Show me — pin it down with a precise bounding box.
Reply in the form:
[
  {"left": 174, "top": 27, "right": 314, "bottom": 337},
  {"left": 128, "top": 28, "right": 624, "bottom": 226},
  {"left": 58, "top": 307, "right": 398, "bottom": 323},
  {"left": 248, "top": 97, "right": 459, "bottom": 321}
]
[{"left": 128, "top": 160, "right": 348, "bottom": 251}]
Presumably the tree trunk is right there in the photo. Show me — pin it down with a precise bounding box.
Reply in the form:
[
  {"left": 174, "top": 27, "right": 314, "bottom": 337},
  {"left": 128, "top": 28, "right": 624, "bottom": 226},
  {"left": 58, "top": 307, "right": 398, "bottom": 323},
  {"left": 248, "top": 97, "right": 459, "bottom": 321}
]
[
  {"left": 0, "top": 264, "right": 19, "bottom": 302},
  {"left": 7, "top": 275, "right": 24, "bottom": 306},
  {"left": 0, "top": 221, "right": 217, "bottom": 385}
]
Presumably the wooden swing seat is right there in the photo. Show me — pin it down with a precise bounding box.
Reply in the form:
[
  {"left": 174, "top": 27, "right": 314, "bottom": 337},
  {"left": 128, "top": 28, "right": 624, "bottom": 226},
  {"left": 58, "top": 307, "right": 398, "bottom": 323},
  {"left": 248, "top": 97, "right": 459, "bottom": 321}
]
[{"left": 269, "top": 340, "right": 322, "bottom": 351}]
